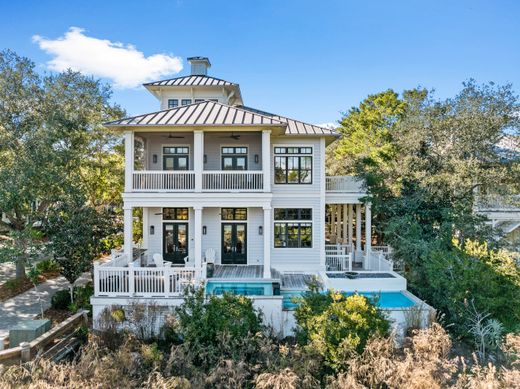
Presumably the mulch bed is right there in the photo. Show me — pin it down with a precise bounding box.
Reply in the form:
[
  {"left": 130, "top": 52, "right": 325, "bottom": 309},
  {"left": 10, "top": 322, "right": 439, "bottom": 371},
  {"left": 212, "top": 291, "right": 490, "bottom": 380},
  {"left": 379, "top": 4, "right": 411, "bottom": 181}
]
[
  {"left": 0, "top": 271, "right": 61, "bottom": 302},
  {"left": 38, "top": 307, "right": 73, "bottom": 327}
]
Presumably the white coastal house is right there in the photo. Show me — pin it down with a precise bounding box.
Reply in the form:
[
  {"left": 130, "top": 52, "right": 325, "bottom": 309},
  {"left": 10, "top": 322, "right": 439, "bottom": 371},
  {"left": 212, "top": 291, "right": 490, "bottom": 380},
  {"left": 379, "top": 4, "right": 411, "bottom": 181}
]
[{"left": 91, "top": 57, "right": 430, "bottom": 335}]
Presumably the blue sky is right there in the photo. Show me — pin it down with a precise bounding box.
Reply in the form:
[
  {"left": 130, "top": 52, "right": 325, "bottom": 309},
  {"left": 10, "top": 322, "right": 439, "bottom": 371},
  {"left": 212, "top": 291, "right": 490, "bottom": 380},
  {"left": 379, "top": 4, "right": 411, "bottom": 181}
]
[{"left": 1, "top": 0, "right": 519, "bottom": 125}]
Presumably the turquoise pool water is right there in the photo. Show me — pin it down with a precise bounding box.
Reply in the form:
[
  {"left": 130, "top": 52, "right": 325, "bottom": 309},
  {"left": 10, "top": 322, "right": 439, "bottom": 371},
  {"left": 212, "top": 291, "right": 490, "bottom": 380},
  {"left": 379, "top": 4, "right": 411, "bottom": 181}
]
[
  {"left": 206, "top": 281, "right": 274, "bottom": 296},
  {"left": 281, "top": 290, "right": 416, "bottom": 310}
]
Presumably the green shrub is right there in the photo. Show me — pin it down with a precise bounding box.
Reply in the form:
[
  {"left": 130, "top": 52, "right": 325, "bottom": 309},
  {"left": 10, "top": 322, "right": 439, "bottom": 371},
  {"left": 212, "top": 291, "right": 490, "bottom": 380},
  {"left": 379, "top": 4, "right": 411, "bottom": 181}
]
[
  {"left": 36, "top": 258, "right": 61, "bottom": 274},
  {"left": 71, "top": 283, "right": 94, "bottom": 314},
  {"left": 294, "top": 290, "right": 390, "bottom": 372},
  {"left": 51, "top": 289, "right": 72, "bottom": 310},
  {"left": 164, "top": 287, "right": 264, "bottom": 371}
]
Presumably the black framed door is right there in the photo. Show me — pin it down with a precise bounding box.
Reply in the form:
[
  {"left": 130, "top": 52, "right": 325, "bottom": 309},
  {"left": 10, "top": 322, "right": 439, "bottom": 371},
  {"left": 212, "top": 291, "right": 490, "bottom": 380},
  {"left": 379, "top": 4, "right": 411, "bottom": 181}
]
[
  {"left": 163, "top": 155, "right": 189, "bottom": 170},
  {"left": 163, "top": 223, "right": 188, "bottom": 264},
  {"left": 221, "top": 155, "right": 247, "bottom": 170},
  {"left": 221, "top": 223, "right": 247, "bottom": 264}
]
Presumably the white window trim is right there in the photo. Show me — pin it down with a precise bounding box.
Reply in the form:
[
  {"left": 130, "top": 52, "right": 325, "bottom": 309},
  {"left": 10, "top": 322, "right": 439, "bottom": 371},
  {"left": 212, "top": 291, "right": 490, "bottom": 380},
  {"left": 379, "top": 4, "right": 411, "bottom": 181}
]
[
  {"left": 161, "top": 143, "right": 191, "bottom": 171},
  {"left": 273, "top": 207, "right": 314, "bottom": 249},
  {"left": 272, "top": 144, "right": 314, "bottom": 185}
]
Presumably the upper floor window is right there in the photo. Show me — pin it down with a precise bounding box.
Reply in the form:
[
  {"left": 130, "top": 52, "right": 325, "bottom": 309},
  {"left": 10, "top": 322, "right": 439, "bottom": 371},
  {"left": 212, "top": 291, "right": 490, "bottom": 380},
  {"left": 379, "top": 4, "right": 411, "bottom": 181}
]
[
  {"left": 274, "top": 208, "right": 312, "bottom": 248},
  {"left": 274, "top": 147, "right": 312, "bottom": 184},
  {"left": 194, "top": 99, "right": 204, "bottom": 103},
  {"left": 168, "top": 99, "right": 178, "bottom": 108},
  {"left": 195, "top": 98, "right": 218, "bottom": 103},
  {"left": 181, "top": 99, "right": 192, "bottom": 106},
  {"left": 163, "top": 146, "right": 189, "bottom": 171},
  {"left": 222, "top": 147, "right": 248, "bottom": 170}
]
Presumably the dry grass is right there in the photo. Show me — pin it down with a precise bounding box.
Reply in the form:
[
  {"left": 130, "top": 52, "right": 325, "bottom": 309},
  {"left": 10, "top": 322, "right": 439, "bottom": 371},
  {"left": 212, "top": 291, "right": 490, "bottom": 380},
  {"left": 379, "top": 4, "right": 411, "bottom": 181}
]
[{"left": 1, "top": 324, "right": 519, "bottom": 389}]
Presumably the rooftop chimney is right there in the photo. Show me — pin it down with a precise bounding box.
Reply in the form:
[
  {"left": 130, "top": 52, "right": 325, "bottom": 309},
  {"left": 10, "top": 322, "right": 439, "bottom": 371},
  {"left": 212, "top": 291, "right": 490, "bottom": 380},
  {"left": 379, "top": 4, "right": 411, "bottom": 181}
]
[{"left": 187, "top": 57, "right": 211, "bottom": 76}]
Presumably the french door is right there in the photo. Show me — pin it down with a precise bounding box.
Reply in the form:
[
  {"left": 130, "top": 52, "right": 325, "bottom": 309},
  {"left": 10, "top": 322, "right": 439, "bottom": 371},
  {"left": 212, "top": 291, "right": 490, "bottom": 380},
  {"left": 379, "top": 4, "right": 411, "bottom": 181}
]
[
  {"left": 163, "top": 223, "right": 188, "bottom": 265},
  {"left": 221, "top": 223, "right": 247, "bottom": 264},
  {"left": 163, "top": 155, "right": 189, "bottom": 171}
]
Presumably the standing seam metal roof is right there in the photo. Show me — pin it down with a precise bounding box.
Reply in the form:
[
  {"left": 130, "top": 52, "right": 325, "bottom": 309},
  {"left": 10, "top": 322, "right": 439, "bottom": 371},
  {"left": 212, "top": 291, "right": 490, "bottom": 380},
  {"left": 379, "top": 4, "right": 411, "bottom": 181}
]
[
  {"left": 143, "top": 75, "right": 236, "bottom": 87},
  {"left": 104, "top": 100, "right": 285, "bottom": 127},
  {"left": 104, "top": 101, "right": 338, "bottom": 136}
]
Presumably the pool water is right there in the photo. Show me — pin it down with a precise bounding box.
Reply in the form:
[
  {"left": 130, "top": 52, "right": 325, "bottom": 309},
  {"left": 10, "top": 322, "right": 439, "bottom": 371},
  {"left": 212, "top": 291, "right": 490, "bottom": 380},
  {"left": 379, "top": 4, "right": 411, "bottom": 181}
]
[
  {"left": 281, "top": 290, "right": 416, "bottom": 310},
  {"left": 206, "top": 281, "right": 274, "bottom": 296}
]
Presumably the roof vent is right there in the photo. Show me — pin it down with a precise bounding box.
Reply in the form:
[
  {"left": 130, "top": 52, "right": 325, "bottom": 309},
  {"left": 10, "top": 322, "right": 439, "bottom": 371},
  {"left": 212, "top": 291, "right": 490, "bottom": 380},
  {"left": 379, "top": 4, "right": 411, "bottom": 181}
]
[{"left": 187, "top": 57, "right": 211, "bottom": 76}]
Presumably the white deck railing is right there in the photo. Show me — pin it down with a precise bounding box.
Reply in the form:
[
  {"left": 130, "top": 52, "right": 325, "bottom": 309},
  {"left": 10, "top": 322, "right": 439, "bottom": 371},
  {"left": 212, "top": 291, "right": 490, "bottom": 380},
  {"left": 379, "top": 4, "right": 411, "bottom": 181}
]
[
  {"left": 475, "top": 194, "right": 520, "bottom": 211},
  {"left": 325, "top": 253, "right": 352, "bottom": 271},
  {"left": 133, "top": 171, "right": 195, "bottom": 191},
  {"left": 366, "top": 250, "right": 394, "bottom": 271},
  {"left": 93, "top": 263, "right": 198, "bottom": 297},
  {"left": 203, "top": 171, "right": 263, "bottom": 191},
  {"left": 325, "top": 176, "right": 363, "bottom": 192}
]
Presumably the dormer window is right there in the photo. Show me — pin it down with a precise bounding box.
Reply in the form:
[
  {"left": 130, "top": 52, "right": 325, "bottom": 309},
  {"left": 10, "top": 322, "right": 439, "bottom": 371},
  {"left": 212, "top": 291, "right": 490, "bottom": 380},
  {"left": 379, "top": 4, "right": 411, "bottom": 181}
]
[
  {"left": 168, "top": 99, "right": 178, "bottom": 108},
  {"left": 181, "top": 99, "right": 192, "bottom": 106}
]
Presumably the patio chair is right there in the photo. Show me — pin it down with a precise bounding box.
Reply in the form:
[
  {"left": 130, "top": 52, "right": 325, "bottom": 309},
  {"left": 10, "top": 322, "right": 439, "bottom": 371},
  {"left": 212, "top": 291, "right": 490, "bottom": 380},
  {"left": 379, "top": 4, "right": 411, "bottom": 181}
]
[{"left": 152, "top": 253, "right": 164, "bottom": 267}]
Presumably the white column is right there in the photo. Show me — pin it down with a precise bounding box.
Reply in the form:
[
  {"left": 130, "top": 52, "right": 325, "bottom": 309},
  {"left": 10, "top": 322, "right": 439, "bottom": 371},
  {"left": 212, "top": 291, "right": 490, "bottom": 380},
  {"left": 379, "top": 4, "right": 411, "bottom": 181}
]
[
  {"left": 142, "top": 207, "right": 149, "bottom": 249},
  {"left": 124, "top": 205, "right": 133, "bottom": 259},
  {"left": 124, "top": 131, "right": 134, "bottom": 192},
  {"left": 356, "top": 204, "right": 362, "bottom": 252},
  {"left": 263, "top": 206, "right": 272, "bottom": 278},
  {"left": 336, "top": 205, "right": 342, "bottom": 243},
  {"left": 348, "top": 204, "right": 354, "bottom": 247},
  {"left": 343, "top": 205, "right": 348, "bottom": 242},
  {"left": 331, "top": 204, "right": 336, "bottom": 240},
  {"left": 262, "top": 130, "right": 271, "bottom": 192},
  {"left": 365, "top": 203, "right": 372, "bottom": 254},
  {"left": 194, "top": 130, "right": 204, "bottom": 192},
  {"left": 194, "top": 206, "right": 203, "bottom": 272}
]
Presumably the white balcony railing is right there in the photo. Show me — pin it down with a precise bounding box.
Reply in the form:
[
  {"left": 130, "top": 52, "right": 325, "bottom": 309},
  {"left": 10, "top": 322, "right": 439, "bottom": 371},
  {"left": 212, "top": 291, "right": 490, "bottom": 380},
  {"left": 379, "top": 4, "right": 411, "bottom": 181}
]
[
  {"left": 133, "top": 171, "right": 195, "bottom": 191},
  {"left": 203, "top": 171, "right": 264, "bottom": 191},
  {"left": 325, "top": 176, "right": 363, "bottom": 192},
  {"left": 94, "top": 263, "right": 198, "bottom": 298}
]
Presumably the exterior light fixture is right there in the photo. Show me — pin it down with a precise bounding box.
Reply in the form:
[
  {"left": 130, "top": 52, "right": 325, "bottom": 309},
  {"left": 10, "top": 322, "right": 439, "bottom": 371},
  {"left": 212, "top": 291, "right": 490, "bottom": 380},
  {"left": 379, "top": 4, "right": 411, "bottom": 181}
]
[
  {"left": 150, "top": 225, "right": 155, "bottom": 235},
  {"left": 153, "top": 154, "right": 158, "bottom": 164},
  {"left": 258, "top": 226, "right": 263, "bottom": 235},
  {"left": 204, "top": 154, "right": 207, "bottom": 163},
  {"left": 254, "top": 154, "right": 259, "bottom": 163},
  {"left": 202, "top": 226, "right": 207, "bottom": 235}
]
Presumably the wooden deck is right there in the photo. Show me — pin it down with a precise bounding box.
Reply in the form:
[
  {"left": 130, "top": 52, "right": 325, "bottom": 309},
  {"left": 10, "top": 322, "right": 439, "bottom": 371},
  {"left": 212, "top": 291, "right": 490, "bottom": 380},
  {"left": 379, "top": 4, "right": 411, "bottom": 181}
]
[{"left": 210, "top": 265, "right": 315, "bottom": 290}]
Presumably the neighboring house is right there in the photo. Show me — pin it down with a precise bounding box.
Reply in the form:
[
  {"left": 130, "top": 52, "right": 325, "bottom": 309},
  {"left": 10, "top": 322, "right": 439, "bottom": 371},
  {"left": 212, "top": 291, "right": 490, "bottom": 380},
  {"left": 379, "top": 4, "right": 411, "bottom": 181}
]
[{"left": 91, "top": 57, "right": 430, "bottom": 335}]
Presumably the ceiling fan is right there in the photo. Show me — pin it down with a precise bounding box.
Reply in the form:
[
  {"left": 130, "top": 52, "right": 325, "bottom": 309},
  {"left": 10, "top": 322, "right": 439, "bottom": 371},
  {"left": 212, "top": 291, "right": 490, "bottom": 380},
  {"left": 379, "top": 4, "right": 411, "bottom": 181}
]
[
  {"left": 219, "top": 131, "right": 241, "bottom": 140},
  {"left": 162, "top": 132, "right": 185, "bottom": 139}
]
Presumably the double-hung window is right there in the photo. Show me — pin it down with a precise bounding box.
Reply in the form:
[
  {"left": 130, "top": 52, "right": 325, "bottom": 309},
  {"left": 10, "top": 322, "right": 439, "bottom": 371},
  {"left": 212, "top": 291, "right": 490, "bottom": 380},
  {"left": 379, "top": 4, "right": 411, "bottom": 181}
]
[
  {"left": 167, "top": 99, "right": 178, "bottom": 108},
  {"left": 274, "top": 147, "right": 312, "bottom": 184},
  {"left": 274, "top": 208, "right": 312, "bottom": 248}
]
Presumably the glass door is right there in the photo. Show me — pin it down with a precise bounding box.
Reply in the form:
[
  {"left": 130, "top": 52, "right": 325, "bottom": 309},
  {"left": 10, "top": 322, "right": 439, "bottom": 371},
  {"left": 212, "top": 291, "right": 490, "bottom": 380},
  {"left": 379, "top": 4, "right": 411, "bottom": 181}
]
[
  {"left": 163, "top": 223, "right": 189, "bottom": 265},
  {"left": 221, "top": 223, "right": 247, "bottom": 264}
]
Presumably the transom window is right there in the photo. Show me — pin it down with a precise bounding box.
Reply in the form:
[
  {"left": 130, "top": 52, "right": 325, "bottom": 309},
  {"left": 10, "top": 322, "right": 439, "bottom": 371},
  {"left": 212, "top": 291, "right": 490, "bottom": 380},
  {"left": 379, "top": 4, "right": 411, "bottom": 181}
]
[
  {"left": 181, "top": 99, "right": 192, "bottom": 106},
  {"left": 274, "top": 147, "right": 313, "bottom": 184},
  {"left": 221, "top": 208, "right": 248, "bottom": 220},
  {"left": 168, "top": 99, "right": 178, "bottom": 108},
  {"left": 221, "top": 147, "right": 248, "bottom": 170},
  {"left": 163, "top": 146, "right": 189, "bottom": 155},
  {"left": 274, "top": 208, "right": 312, "bottom": 248},
  {"left": 163, "top": 208, "right": 189, "bottom": 220}
]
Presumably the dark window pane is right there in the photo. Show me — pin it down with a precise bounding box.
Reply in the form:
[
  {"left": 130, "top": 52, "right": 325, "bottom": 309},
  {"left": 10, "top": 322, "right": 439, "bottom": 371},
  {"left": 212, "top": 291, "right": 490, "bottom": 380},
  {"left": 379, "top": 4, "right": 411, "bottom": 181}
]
[
  {"left": 234, "top": 208, "right": 247, "bottom": 220},
  {"left": 274, "top": 209, "right": 286, "bottom": 220},
  {"left": 299, "top": 209, "right": 312, "bottom": 220},
  {"left": 181, "top": 99, "right": 192, "bottom": 106},
  {"left": 163, "top": 208, "right": 175, "bottom": 220},
  {"left": 194, "top": 99, "right": 204, "bottom": 103},
  {"left": 168, "top": 99, "right": 178, "bottom": 108},
  {"left": 221, "top": 208, "right": 247, "bottom": 220}
]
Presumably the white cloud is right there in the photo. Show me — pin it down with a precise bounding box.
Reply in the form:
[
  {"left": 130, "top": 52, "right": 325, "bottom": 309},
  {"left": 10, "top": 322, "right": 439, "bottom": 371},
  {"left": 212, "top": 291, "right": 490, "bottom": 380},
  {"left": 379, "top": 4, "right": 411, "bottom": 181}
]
[
  {"left": 317, "top": 122, "right": 338, "bottom": 130},
  {"left": 33, "top": 27, "right": 183, "bottom": 89}
]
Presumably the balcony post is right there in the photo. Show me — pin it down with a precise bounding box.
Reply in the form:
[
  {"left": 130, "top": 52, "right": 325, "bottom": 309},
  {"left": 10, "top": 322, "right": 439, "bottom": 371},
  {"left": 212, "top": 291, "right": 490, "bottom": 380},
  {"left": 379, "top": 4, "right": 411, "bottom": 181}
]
[
  {"left": 128, "top": 262, "right": 135, "bottom": 296},
  {"left": 194, "top": 130, "right": 204, "bottom": 192},
  {"left": 124, "top": 205, "right": 133, "bottom": 260},
  {"left": 347, "top": 204, "right": 354, "bottom": 247},
  {"left": 263, "top": 206, "right": 272, "bottom": 278},
  {"left": 124, "top": 130, "right": 134, "bottom": 192},
  {"left": 337, "top": 205, "right": 342, "bottom": 243},
  {"left": 194, "top": 206, "right": 203, "bottom": 274},
  {"left": 365, "top": 203, "right": 372, "bottom": 255},
  {"left": 356, "top": 204, "right": 362, "bottom": 252},
  {"left": 262, "top": 130, "right": 271, "bottom": 192}
]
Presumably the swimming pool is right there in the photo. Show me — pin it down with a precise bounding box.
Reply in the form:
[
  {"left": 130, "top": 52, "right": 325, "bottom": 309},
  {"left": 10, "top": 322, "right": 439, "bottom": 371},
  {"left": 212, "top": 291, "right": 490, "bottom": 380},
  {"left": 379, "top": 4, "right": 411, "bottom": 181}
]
[
  {"left": 281, "top": 290, "right": 416, "bottom": 310},
  {"left": 206, "top": 281, "right": 274, "bottom": 296}
]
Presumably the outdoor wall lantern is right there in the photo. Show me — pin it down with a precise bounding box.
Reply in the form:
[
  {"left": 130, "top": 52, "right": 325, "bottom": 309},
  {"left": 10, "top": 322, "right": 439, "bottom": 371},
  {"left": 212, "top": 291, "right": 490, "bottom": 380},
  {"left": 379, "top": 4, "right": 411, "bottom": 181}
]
[
  {"left": 258, "top": 226, "right": 263, "bottom": 235},
  {"left": 152, "top": 154, "right": 158, "bottom": 164},
  {"left": 202, "top": 226, "right": 207, "bottom": 235},
  {"left": 150, "top": 225, "right": 155, "bottom": 235},
  {"left": 204, "top": 154, "right": 207, "bottom": 163},
  {"left": 254, "top": 154, "right": 259, "bottom": 163}
]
